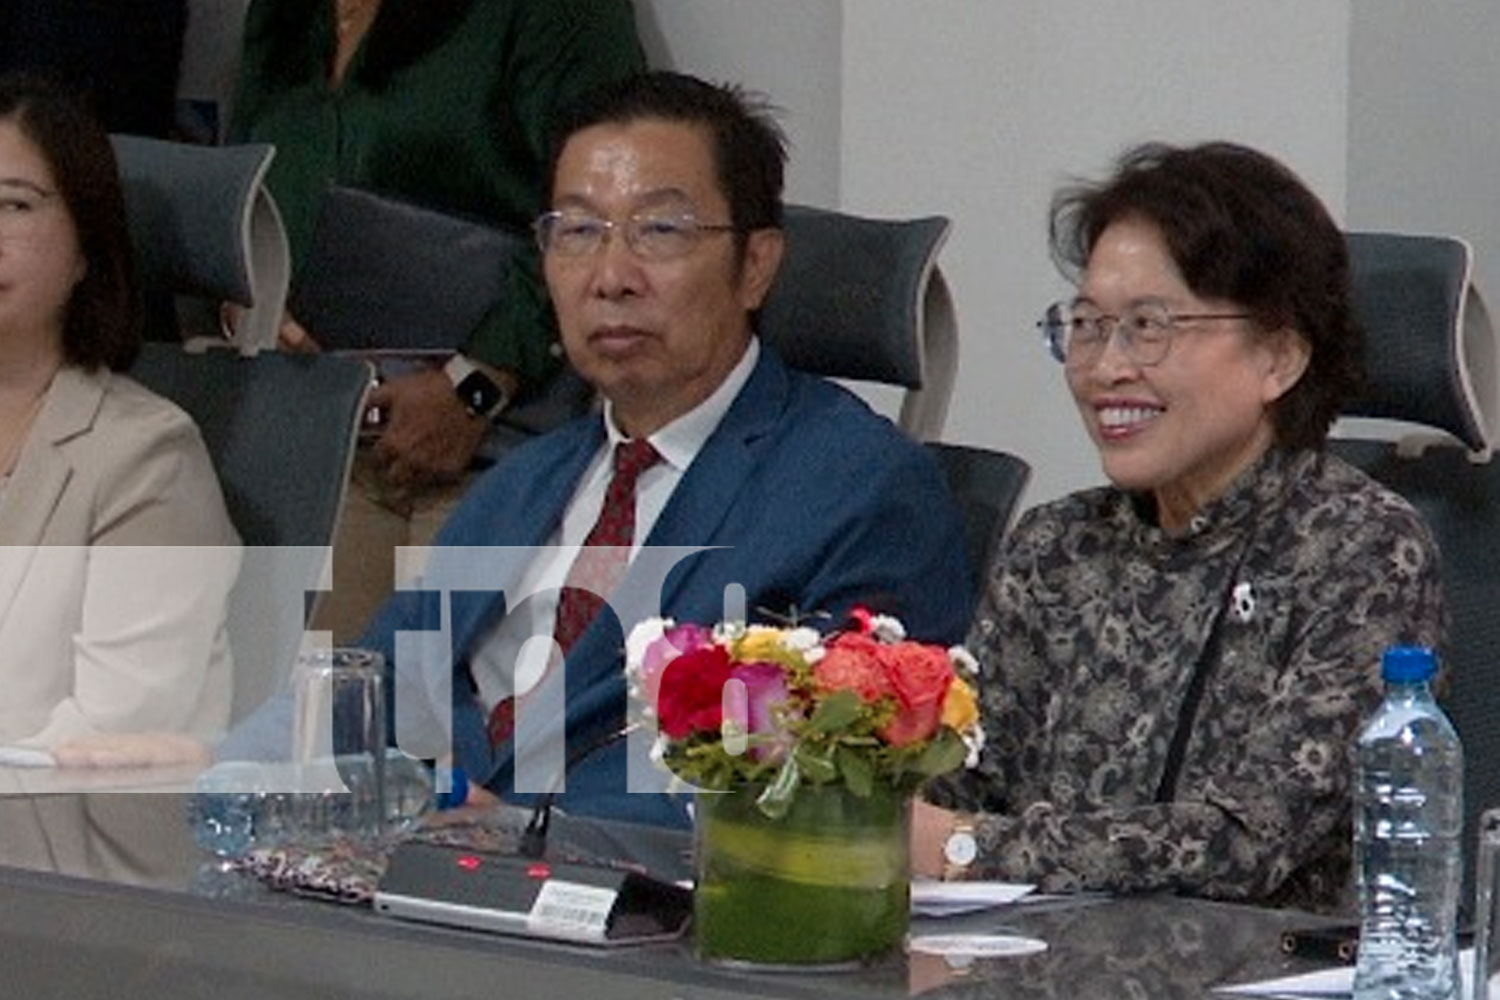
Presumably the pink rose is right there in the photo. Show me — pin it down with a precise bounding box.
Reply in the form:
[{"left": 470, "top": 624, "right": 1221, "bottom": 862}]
[{"left": 730, "top": 661, "right": 796, "bottom": 761}]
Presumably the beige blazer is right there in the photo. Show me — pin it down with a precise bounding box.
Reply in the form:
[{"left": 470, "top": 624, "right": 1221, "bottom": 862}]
[{"left": 0, "top": 366, "right": 240, "bottom": 747}]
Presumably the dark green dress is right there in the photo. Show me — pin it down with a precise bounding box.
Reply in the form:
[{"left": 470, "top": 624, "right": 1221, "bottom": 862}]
[{"left": 230, "top": 0, "right": 646, "bottom": 384}]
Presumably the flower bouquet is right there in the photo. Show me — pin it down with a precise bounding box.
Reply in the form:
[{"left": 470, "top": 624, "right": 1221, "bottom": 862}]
[{"left": 624, "top": 609, "right": 983, "bottom": 966}]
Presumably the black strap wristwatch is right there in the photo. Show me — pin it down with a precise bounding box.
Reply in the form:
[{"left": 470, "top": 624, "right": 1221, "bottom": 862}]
[{"left": 443, "top": 354, "right": 510, "bottom": 422}]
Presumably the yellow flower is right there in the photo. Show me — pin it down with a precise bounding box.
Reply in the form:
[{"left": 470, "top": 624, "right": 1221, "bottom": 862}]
[
  {"left": 941, "top": 677, "right": 979, "bottom": 732},
  {"left": 735, "top": 626, "right": 792, "bottom": 662}
]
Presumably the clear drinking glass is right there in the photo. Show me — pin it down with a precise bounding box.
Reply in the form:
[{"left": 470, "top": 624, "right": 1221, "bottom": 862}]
[
  {"left": 287, "top": 647, "right": 388, "bottom": 844},
  {"left": 1473, "top": 807, "right": 1500, "bottom": 1000}
]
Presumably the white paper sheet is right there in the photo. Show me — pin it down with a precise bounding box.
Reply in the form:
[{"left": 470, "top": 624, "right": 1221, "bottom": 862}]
[{"left": 911, "top": 880, "right": 1036, "bottom": 916}]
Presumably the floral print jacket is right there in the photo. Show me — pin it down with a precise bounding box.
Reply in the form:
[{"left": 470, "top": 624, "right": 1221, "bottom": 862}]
[{"left": 927, "top": 448, "right": 1445, "bottom": 912}]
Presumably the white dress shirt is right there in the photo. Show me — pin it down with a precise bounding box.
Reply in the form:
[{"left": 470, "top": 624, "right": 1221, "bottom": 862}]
[{"left": 469, "top": 338, "right": 760, "bottom": 710}]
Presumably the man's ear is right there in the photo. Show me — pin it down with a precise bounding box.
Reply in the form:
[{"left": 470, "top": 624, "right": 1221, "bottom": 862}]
[{"left": 738, "top": 227, "right": 784, "bottom": 312}]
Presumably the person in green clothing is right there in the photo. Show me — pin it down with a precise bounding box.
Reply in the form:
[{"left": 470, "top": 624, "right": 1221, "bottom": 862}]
[{"left": 230, "top": 0, "right": 646, "bottom": 640}]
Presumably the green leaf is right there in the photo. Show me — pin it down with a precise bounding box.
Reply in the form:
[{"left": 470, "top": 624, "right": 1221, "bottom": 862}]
[
  {"left": 836, "top": 745, "right": 874, "bottom": 798},
  {"left": 908, "top": 729, "right": 968, "bottom": 777},
  {"left": 794, "top": 745, "right": 839, "bottom": 784},
  {"left": 806, "top": 691, "right": 862, "bottom": 734}
]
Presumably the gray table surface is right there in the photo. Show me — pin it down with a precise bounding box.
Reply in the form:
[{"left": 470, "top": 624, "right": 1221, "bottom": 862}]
[{"left": 0, "top": 787, "right": 1343, "bottom": 999}]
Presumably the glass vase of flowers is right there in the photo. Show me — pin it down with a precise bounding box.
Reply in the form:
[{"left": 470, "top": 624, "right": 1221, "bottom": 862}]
[{"left": 625, "top": 609, "right": 983, "bottom": 967}]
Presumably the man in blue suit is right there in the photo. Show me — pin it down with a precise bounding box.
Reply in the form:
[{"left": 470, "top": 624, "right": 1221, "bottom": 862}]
[{"left": 360, "top": 71, "right": 972, "bottom": 826}]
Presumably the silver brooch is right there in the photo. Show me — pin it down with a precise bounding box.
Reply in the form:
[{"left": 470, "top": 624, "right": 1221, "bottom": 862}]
[{"left": 1230, "top": 581, "right": 1256, "bottom": 623}]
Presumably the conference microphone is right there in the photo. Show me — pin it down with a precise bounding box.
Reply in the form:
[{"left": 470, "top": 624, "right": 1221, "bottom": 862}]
[{"left": 373, "top": 722, "right": 693, "bottom": 945}]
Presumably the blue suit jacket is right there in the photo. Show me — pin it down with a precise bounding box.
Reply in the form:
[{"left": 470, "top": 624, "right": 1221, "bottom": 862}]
[{"left": 361, "top": 347, "right": 972, "bottom": 825}]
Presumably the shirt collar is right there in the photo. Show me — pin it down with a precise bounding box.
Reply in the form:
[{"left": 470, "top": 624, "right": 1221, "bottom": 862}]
[
  {"left": 600, "top": 337, "right": 760, "bottom": 471},
  {"left": 1124, "top": 447, "right": 1312, "bottom": 553}
]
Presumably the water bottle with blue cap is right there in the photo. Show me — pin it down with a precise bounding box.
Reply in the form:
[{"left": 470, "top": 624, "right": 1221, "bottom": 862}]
[{"left": 1352, "top": 645, "right": 1463, "bottom": 1000}]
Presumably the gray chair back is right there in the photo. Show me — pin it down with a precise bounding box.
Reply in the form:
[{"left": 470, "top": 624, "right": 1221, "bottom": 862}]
[
  {"left": 288, "top": 185, "right": 525, "bottom": 354},
  {"left": 759, "top": 204, "right": 957, "bottom": 440},
  {"left": 127, "top": 344, "right": 371, "bottom": 720},
  {"left": 1330, "top": 230, "right": 1500, "bottom": 919},
  {"left": 924, "top": 442, "right": 1030, "bottom": 610},
  {"left": 286, "top": 185, "right": 591, "bottom": 449},
  {"left": 1338, "top": 231, "right": 1497, "bottom": 455},
  {"left": 110, "top": 134, "right": 289, "bottom": 353}
]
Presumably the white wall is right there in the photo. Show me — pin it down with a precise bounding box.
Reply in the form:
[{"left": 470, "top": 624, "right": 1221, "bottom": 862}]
[
  {"left": 1348, "top": 2, "right": 1500, "bottom": 329},
  {"left": 644, "top": 0, "right": 1353, "bottom": 507},
  {"left": 634, "top": 0, "right": 843, "bottom": 208},
  {"left": 840, "top": 1, "right": 1351, "bottom": 505}
]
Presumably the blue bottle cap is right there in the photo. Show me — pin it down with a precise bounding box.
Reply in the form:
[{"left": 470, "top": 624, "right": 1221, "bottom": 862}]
[
  {"left": 1381, "top": 645, "right": 1438, "bottom": 683},
  {"left": 435, "top": 765, "right": 469, "bottom": 811}
]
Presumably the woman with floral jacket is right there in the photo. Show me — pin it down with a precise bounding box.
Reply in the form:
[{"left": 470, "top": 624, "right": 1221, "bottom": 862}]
[{"left": 916, "top": 141, "right": 1445, "bottom": 913}]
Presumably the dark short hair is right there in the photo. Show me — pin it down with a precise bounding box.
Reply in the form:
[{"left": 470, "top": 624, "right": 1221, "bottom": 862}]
[
  {"left": 1048, "top": 141, "right": 1360, "bottom": 451},
  {"left": 0, "top": 73, "right": 140, "bottom": 371},
  {"left": 545, "top": 70, "right": 787, "bottom": 259}
]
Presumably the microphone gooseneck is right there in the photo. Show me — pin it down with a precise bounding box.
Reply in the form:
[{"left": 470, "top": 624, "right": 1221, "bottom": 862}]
[{"left": 517, "top": 722, "right": 640, "bottom": 859}]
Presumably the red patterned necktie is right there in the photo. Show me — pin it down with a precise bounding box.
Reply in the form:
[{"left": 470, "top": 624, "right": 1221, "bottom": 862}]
[{"left": 487, "top": 438, "right": 661, "bottom": 747}]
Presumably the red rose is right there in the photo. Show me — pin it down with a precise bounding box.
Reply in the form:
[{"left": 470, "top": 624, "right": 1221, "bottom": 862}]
[
  {"left": 814, "top": 634, "right": 893, "bottom": 704},
  {"left": 656, "top": 645, "right": 734, "bottom": 739},
  {"left": 877, "top": 642, "right": 954, "bottom": 746}
]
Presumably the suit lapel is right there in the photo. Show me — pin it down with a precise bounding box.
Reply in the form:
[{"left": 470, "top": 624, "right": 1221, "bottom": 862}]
[
  {"left": 558, "top": 350, "right": 794, "bottom": 731},
  {"left": 449, "top": 418, "right": 606, "bottom": 655},
  {"left": 450, "top": 417, "right": 605, "bottom": 784},
  {"left": 643, "top": 348, "right": 790, "bottom": 611},
  {"left": 0, "top": 368, "right": 102, "bottom": 624}
]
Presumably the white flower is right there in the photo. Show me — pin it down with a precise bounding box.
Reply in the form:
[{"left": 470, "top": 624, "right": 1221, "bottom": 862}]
[
  {"left": 623, "top": 617, "right": 673, "bottom": 681},
  {"left": 714, "top": 620, "right": 748, "bottom": 644},
  {"left": 782, "top": 626, "right": 823, "bottom": 654},
  {"left": 948, "top": 645, "right": 980, "bottom": 678},
  {"left": 868, "top": 614, "right": 906, "bottom": 642},
  {"left": 962, "top": 722, "right": 986, "bottom": 769}
]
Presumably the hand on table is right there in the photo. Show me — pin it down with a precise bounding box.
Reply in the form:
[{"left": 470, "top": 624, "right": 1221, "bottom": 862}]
[
  {"left": 419, "top": 781, "right": 501, "bottom": 828},
  {"left": 911, "top": 797, "right": 961, "bottom": 879},
  {"left": 51, "top": 732, "right": 212, "bottom": 769}
]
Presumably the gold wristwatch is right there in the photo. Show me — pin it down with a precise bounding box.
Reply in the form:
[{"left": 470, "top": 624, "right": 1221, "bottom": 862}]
[{"left": 942, "top": 818, "right": 978, "bottom": 880}]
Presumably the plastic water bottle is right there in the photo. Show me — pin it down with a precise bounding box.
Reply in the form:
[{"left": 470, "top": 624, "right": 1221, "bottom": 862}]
[
  {"left": 188, "top": 751, "right": 450, "bottom": 856},
  {"left": 1352, "top": 645, "right": 1464, "bottom": 1000},
  {"left": 187, "top": 760, "right": 266, "bottom": 859}
]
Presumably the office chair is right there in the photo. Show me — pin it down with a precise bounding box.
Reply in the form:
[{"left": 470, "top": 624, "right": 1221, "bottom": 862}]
[
  {"left": 924, "top": 442, "right": 1031, "bottom": 607},
  {"left": 287, "top": 185, "right": 594, "bottom": 451},
  {"left": 1329, "top": 230, "right": 1500, "bottom": 917},
  {"left": 759, "top": 204, "right": 958, "bottom": 441},
  {"left": 126, "top": 346, "right": 370, "bottom": 722},
  {"left": 127, "top": 344, "right": 370, "bottom": 551},
  {"left": 110, "top": 134, "right": 288, "bottom": 353},
  {"left": 114, "top": 137, "right": 370, "bottom": 720},
  {"left": 757, "top": 204, "right": 1026, "bottom": 588}
]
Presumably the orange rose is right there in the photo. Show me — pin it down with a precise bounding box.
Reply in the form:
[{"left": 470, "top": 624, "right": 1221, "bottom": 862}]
[
  {"left": 877, "top": 642, "right": 954, "bottom": 745},
  {"left": 814, "top": 634, "right": 893, "bottom": 704}
]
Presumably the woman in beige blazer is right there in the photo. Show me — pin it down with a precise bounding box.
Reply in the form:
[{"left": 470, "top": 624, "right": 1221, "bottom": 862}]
[{"left": 0, "top": 74, "right": 239, "bottom": 753}]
